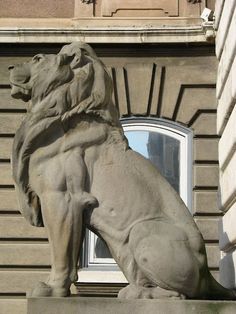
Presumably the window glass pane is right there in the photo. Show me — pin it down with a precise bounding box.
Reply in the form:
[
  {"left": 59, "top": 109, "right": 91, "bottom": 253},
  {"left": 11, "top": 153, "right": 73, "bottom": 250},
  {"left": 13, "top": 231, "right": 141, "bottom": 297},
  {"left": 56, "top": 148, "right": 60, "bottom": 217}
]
[
  {"left": 94, "top": 237, "right": 112, "bottom": 259},
  {"left": 126, "top": 130, "right": 180, "bottom": 193}
]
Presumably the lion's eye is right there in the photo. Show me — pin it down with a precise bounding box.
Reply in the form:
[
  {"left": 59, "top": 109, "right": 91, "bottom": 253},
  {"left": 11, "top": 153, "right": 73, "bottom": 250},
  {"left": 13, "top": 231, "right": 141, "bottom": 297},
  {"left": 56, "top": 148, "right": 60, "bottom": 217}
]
[{"left": 32, "top": 55, "right": 43, "bottom": 63}]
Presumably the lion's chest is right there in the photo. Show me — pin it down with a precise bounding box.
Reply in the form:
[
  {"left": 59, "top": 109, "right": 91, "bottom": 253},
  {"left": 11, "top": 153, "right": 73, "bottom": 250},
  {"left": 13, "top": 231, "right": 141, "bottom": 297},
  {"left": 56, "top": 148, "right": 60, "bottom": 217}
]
[{"left": 28, "top": 140, "right": 67, "bottom": 193}]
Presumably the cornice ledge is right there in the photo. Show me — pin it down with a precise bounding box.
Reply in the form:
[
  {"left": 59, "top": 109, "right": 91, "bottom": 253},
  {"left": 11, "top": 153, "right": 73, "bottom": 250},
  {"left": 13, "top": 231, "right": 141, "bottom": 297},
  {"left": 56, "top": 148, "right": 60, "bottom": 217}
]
[{"left": 0, "top": 23, "right": 215, "bottom": 44}]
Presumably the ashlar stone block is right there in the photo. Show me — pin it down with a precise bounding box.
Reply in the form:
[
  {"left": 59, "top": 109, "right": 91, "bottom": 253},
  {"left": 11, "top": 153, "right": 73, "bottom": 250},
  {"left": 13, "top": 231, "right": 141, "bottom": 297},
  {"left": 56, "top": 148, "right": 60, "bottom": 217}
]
[{"left": 219, "top": 202, "right": 236, "bottom": 251}]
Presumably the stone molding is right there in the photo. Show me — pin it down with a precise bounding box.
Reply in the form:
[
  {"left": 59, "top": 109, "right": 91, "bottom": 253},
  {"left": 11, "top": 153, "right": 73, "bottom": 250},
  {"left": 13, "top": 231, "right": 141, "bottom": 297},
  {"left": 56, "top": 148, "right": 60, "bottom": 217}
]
[{"left": 0, "top": 21, "right": 214, "bottom": 43}]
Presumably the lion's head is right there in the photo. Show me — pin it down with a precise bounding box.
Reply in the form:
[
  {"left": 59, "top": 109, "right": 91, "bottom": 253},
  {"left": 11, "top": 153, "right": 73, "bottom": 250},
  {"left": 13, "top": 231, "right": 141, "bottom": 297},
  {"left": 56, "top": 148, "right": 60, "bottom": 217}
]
[{"left": 9, "top": 53, "right": 74, "bottom": 103}]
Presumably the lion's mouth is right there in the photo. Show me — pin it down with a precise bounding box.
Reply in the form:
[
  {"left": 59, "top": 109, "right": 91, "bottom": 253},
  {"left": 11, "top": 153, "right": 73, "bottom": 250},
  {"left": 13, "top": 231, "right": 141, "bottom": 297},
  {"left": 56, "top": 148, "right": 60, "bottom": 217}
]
[{"left": 10, "top": 84, "right": 31, "bottom": 102}]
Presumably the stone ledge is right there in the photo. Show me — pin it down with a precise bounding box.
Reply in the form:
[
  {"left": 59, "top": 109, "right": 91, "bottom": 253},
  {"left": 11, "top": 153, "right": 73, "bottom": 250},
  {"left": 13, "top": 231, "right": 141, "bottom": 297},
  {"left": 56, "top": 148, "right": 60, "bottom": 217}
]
[
  {"left": 28, "top": 297, "right": 236, "bottom": 314},
  {"left": 0, "top": 18, "right": 215, "bottom": 44}
]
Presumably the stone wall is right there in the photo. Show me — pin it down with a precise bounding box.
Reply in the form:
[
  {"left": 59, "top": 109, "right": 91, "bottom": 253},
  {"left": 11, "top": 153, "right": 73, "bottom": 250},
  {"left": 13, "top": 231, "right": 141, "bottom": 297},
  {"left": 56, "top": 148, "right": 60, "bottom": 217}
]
[{"left": 215, "top": 0, "right": 236, "bottom": 289}]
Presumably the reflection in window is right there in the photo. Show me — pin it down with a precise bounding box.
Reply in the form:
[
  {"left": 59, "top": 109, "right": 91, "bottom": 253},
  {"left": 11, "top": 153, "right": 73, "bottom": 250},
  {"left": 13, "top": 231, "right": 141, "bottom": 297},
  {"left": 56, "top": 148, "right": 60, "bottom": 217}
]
[
  {"left": 85, "top": 118, "right": 192, "bottom": 266},
  {"left": 126, "top": 131, "right": 180, "bottom": 193}
]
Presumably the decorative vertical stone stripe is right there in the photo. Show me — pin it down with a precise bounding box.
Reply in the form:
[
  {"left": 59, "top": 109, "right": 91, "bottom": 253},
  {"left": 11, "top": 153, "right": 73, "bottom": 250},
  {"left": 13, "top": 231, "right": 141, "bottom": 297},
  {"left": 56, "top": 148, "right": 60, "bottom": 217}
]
[{"left": 216, "top": 1, "right": 236, "bottom": 289}]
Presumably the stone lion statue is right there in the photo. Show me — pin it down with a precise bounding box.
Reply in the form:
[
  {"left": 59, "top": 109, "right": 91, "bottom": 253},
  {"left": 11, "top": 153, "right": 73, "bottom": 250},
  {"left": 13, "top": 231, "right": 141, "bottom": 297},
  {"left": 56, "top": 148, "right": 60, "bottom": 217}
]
[{"left": 9, "top": 42, "right": 235, "bottom": 300}]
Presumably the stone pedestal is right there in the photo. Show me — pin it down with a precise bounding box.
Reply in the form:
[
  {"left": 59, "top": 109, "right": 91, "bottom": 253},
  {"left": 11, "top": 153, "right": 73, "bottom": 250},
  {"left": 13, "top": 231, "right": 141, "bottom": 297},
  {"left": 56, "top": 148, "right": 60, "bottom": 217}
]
[{"left": 28, "top": 297, "right": 236, "bottom": 314}]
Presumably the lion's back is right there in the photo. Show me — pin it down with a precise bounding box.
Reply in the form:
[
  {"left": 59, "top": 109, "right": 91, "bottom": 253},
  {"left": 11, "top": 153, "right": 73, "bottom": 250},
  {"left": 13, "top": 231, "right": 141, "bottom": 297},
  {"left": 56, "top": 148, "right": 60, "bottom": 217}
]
[{"left": 89, "top": 142, "right": 195, "bottom": 234}]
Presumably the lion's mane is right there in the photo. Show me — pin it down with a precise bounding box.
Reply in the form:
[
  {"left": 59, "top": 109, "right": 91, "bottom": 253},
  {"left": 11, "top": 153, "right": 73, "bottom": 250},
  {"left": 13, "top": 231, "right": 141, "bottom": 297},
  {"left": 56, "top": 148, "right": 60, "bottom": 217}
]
[{"left": 11, "top": 46, "right": 121, "bottom": 227}]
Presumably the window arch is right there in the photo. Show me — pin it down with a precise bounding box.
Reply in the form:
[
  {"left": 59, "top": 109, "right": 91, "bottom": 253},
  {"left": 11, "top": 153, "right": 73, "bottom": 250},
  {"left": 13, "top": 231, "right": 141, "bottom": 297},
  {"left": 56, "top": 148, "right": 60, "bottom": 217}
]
[{"left": 80, "top": 117, "right": 193, "bottom": 278}]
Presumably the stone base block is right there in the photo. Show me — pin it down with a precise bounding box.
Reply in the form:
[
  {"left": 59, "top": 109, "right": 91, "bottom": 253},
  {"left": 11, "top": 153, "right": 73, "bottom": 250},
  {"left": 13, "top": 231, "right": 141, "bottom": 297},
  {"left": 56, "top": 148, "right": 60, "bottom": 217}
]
[{"left": 28, "top": 297, "right": 236, "bottom": 314}]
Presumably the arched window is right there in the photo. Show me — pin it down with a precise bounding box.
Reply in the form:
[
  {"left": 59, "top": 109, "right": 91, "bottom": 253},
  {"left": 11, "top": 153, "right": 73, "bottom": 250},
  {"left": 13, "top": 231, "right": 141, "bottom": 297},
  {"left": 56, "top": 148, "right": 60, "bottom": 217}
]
[
  {"left": 80, "top": 118, "right": 193, "bottom": 279},
  {"left": 123, "top": 117, "right": 192, "bottom": 208}
]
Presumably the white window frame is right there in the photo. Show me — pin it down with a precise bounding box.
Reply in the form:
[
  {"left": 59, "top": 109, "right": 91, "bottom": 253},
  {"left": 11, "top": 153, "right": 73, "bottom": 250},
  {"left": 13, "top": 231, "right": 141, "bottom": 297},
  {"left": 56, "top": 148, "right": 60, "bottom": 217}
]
[{"left": 79, "top": 117, "right": 193, "bottom": 282}]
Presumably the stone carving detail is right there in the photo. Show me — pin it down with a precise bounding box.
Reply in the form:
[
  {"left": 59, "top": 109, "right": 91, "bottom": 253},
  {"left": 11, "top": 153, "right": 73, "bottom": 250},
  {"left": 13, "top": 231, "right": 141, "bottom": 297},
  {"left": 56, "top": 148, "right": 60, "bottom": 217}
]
[
  {"left": 9, "top": 42, "right": 236, "bottom": 300},
  {"left": 101, "top": 0, "right": 179, "bottom": 17}
]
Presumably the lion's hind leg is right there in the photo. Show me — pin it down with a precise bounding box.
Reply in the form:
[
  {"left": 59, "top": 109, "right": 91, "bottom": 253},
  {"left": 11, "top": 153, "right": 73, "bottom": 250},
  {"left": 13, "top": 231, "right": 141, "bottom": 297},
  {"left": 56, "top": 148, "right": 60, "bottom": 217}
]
[
  {"left": 122, "top": 220, "right": 201, "bottom": 299},
  {"left": 118, "top": 284, "right": 185, "bottom": 300}
]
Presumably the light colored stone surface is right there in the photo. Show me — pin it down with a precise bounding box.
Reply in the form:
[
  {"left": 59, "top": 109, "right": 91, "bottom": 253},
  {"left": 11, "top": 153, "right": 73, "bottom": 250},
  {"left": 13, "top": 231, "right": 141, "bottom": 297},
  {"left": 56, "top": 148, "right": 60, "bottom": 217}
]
[
  {"left": 220, "top": 249, "right": 236, "bottom": 289},
  {"left": 216, "top": 12, "right": 236, "bottom": 99},
  {"left": 219, "top": 104, "right": 236, "bottom": 170},
  {"left": 28, "top": 297, "right": 236, "bottom": 314},
  {"left": 215, "top": 0, "right": 236, "bottom": 59},
  {"left": 219, "top": 153, "right": 236, "bottom": 209},
  {"left": 219, "top": 202, "right": 236, "bottom": 251},
  {"left": 217, "top": 70, "right": 234, "bottom": 135},
  {"left": 216, "top": 0, "right": 236, "bottom": 289},
  {"left": 232, "top": 56, "right": 236, "bottom": 100},
  {"left": 0, "top": 298, "right": 26, "bottom": 314},
  {"left": 0, "top": 23, "right": 213, "bottom": 44},
  {"left": 194, "top": 138, "right": 218, "bottom": 161},
  {"left": 215, "top": 0, "right": 225, "bottom": 30}
]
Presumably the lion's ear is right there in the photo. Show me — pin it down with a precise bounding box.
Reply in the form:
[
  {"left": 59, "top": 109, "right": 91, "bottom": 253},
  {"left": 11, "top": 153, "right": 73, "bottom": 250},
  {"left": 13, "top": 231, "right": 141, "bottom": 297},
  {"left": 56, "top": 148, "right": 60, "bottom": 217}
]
[{"left": 57, "top": 54, "right": 75, "bottom": 66}]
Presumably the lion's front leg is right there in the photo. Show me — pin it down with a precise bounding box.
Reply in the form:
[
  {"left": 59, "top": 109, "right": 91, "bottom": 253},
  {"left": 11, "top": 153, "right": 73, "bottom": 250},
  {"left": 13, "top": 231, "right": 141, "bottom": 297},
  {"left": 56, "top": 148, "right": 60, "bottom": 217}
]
[{"left": 29, "top": 190, "right": 84, "bottom": 297}]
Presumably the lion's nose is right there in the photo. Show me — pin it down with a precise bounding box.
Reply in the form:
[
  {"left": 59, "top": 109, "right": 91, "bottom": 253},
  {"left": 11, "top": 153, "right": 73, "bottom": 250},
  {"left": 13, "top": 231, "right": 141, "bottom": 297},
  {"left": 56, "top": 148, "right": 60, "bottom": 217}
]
[{"left": 8, "top": 65, "right": 14, "bottom": 71}]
